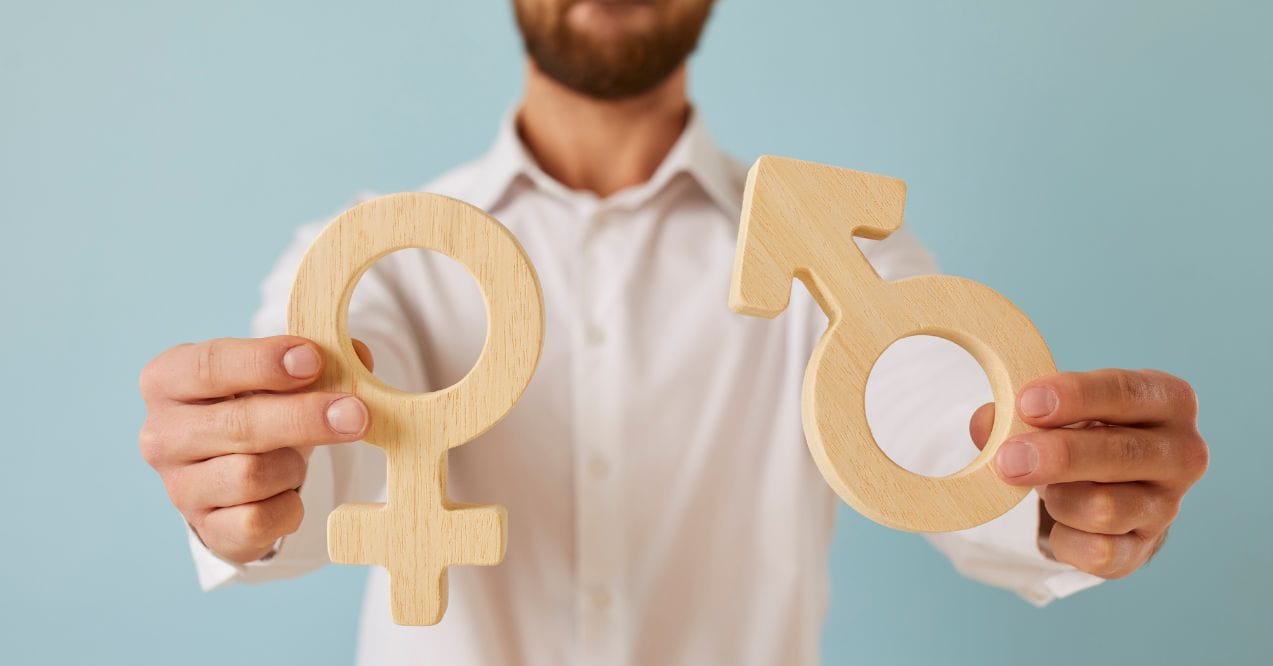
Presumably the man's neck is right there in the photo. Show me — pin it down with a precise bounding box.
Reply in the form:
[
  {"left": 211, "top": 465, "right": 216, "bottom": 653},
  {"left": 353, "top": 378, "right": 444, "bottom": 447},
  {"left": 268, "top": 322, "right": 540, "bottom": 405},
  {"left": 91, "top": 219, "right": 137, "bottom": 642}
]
[{"left": 517, "top": 62, "right": 690, "bottom": 198}]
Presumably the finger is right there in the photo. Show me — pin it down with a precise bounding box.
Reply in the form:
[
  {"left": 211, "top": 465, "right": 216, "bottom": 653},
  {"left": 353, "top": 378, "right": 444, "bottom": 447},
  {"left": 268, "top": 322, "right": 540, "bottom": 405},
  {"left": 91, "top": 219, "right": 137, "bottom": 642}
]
[
  {"left": 1049, "top": 522, "right": 1153, "bottom": 579},
  {"left": 994, "top": 425, "right": 1186, "bottom": 486},
  {"left": 139, "top": 336, "right": 325, "bottom": 404},
  {"left": 167, "top": 449, "right": 307, "bottom": 511},
  {"left": 969, "top": 402, "right": 995, "bottom": 450},
  {"left": 351, "top": 338, "right": 375, "bottom": 372},
  {"left": 152, "top": 392, "right": 368, "bottom": 463},
  {"left": 1039, "top": 481, "right": 1179, "bottom": 536},
  {"left": 1017, "top": 369, "right": 1197, "bottom": 428},
  {"left": 199, "top": 490, "right": 304, "bottom": 561}
]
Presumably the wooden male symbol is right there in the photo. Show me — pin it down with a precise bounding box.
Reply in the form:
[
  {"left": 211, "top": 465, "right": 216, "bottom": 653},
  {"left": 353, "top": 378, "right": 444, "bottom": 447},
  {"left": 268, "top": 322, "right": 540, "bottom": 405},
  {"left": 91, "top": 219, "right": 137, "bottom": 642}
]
[
  {"left": 730, "top": 156, "right": 1056, "bottom": 532},
  {"left": 288, "top": 193, "right": 544, "bottom": 625}
]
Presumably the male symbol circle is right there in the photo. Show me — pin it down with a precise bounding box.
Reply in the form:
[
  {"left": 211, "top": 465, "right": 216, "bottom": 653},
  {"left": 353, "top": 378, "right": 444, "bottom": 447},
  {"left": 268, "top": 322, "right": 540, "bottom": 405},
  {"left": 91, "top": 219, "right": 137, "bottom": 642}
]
[
  {"left": 730, "top": 156, "right": 1055, "bottom": 532},
  {"left": 288, "top": 193, "right": 544, "bottom": 625}
]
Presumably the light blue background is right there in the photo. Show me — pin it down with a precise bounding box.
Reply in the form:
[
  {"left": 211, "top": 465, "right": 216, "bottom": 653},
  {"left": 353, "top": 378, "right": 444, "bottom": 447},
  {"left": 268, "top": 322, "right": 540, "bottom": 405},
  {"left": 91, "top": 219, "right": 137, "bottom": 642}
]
[{"left": 2, "top": 1, "right": 1269, "bottom": 664}]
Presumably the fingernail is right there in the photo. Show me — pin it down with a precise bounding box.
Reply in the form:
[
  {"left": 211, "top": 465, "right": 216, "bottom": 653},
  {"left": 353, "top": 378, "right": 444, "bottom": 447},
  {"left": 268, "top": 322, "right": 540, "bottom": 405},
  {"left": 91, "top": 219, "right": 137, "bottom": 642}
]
[
  {"left": 326, "top": 396, "right": 367, "bottom": 435},
  {"left": 283, "top": 345, "right": 320, "bottom": 378},
  {"left": 997, "top": 440, "right": 1038, "bottom": 478},
  {"left": 1020, "top": 387, "right": 1057, "bottom": 418}
]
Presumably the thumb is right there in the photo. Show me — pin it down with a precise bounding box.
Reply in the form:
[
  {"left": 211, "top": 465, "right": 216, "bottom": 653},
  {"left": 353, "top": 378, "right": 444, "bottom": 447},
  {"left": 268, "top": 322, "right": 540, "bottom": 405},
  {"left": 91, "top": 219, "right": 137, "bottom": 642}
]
[
  {"left": 351, "top": 338, "right": 375, "bottom": 372},
  {"left": 969, "top": 402, "right": 995, "bottom": 451}
]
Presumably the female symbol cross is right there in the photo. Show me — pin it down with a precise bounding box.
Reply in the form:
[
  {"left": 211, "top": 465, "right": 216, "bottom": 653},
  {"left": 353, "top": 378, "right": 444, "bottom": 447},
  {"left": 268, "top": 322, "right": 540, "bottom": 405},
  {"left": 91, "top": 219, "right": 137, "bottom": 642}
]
[{"left": 288, "top": 193, "right": 545, "bottom": 626}]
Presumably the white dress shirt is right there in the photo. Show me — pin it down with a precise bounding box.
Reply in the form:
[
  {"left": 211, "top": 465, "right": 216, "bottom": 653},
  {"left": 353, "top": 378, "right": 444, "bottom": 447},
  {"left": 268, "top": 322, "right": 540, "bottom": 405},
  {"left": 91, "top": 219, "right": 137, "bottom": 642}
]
[{"left": 189, "top": 111, "right": 1102, "bottom": 665}]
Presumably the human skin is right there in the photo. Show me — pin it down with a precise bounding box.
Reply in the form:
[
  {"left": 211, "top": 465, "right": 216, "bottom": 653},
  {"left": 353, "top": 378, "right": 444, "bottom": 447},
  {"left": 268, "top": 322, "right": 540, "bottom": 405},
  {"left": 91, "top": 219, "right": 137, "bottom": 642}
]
[
  {"left": 139, "top": 337, "right": 375, "bottom": 563},
  {"left": 969, "top": 370, "right": 1208, "bottom": 578},
  {"left": 139, "top": 0, "right": 1208, "bottom": 574},
  {"left": 137, "top": 0, "right": 706, "bottom": 565}
]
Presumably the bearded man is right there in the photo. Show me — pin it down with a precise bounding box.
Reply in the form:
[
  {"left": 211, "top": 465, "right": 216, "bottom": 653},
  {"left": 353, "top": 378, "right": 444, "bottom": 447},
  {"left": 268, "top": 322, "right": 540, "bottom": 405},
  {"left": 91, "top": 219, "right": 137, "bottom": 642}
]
[{"left": 137, "top": 1, "right": 1209, "bottom": 664}]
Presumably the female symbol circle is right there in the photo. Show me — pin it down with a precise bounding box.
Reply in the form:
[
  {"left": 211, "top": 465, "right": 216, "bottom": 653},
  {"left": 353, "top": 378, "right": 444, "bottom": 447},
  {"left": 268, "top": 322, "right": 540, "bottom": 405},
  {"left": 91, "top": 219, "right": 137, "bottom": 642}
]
[
  {"left": 288, "top": 192, "right": 544, "bottom": 625},
  {"left": 730, "top": 156, "right": 1055, "bottom": 532}
]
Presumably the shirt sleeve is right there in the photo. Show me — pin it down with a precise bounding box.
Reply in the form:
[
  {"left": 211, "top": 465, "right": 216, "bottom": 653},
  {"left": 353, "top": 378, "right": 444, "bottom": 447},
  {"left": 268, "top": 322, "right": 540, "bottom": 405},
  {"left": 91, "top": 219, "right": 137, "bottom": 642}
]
[
  {"left": 857, "top": 226, "right": 1104, "bottom": 607},
  {"left": 189, "top": 211, "right": 428, "bottom": 591}
]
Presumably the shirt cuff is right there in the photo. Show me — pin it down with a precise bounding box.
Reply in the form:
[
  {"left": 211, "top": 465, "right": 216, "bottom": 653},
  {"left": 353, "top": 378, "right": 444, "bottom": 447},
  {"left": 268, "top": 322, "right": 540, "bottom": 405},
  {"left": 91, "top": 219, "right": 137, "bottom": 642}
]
[
  {"left": 185, "top": 446, "right": 337, "bottom": 590},
  {"left": 938, "top": 488, "right": 1105, "bottom": 607},
  {"left": 186, "top": 522, "right": 288, "bottom": 591},
  {"left": 988, "top": 489, "right": 1105, "bottom": 606}
]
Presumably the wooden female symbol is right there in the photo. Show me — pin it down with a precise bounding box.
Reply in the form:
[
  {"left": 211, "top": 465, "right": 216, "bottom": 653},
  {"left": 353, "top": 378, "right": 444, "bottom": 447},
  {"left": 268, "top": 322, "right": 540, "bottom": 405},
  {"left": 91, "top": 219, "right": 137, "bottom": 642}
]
[
  {"left": 730, "top": 156, "right": 1056, "bottom": 532},
  {"left": 288, "top": 193, "right": 544, "bottom": 625}
]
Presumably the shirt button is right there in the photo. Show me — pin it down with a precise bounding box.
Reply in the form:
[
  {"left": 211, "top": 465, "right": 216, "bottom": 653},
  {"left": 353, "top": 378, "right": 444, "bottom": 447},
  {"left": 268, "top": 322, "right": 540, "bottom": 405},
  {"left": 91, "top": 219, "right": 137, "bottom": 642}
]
[
  {"left": 587, "top": 456, "right": 610, "bottom": 479},
  {"left": 591, "top": 210, "right": 608, "bottom": 224},
  {"left": 590, "top": 586, "right": 611, "bottom": 611},
  {"left": 586, "top": 324, "right": 606, "bottom": 345}
]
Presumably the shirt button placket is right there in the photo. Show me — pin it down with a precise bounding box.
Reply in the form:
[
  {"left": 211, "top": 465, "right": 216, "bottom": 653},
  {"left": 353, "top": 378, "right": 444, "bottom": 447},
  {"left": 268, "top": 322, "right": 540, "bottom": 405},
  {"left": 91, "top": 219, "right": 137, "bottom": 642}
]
[{"left": 573, "top": 204, "right": 622, "bottom": 664}]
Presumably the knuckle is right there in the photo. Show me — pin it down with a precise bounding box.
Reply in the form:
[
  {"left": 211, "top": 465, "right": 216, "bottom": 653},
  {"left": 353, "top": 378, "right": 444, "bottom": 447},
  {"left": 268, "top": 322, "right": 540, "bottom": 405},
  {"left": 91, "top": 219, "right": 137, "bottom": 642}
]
[
  {"left": 1152, "top": 495, "right": 1182, "bottom": 530},
  {"left": 246, "top": 342, "right": 278, "bottom": 383},
  {"left": 1182, "top": 383, "right": 1200, "bottom": 420},
  {"left": 1111, "top": 430, "right": 1147, "bottom": 471},
  {"left": 138, "top": 357, "right": 162, "bottom": 398},
  {"left": 232, "top": 454, "right": 270, "bottom": 492},
  {"left": 1083, "top": 537, "right": 1121, "bottom": 576},
  {"left": 137, "top": 417, "right": 165, "bottom": 465},
  {"left": 167, "top": 474, "right": 207, "bottom": 515},
  {"left": 194, "top": 339, "right": 224, "bottom": 390},
  {"left": 1086, "top": 488, "right": 1121, "bottom": 533},
  {"left": 1165, "top": 372, "right": 1194, "bottom": 399},
  {"left": 280, "top": 492, "right": 305, "bottom": 535},
  {"left": 1154, "top": 371, "right": 1198, "bottom": 417},
  {"left": 1111, "top": 369, "right": 1150, "bottom": 406},
  {"left": 139, "top": 344, "right": 188, "bottom": 398},
  {"left": 238, "top": 504, "right": 276, "bottom": 542},
  {"left": 1182, "top": 434, "right": 1210, "bottom": 480},
  {"left": 161, "top": 473, "right": 189, "bottom": 510},
  {"left": 224, "top": 399, "right": 257, "bottom": 448},
  {"left": 286, "top": 396, "right": 319, "bottom": 440}
]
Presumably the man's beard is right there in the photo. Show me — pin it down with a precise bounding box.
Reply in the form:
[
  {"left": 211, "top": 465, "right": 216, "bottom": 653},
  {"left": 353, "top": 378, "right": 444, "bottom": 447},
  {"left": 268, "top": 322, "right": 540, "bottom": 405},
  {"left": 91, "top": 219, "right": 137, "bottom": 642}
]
[{"left": 514, "top": 0, "right": 714, "bottom": 100}]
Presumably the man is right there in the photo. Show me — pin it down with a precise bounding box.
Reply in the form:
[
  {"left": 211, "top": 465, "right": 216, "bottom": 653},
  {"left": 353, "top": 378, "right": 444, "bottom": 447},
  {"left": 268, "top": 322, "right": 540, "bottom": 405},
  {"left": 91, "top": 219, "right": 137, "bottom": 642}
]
[{"left": 137, "top": 1, "right": 1209, "bottom": 663}]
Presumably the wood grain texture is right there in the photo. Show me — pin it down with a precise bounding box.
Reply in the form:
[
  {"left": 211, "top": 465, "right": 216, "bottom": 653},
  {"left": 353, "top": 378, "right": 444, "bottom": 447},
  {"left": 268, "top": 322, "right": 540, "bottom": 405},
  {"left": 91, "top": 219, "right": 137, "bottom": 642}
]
[
  {"left": 730, "top": 156, "right": 1055, "bottom": 532},
  {"left": 288, "top": 192, "right": 544, "bottom": 625}
]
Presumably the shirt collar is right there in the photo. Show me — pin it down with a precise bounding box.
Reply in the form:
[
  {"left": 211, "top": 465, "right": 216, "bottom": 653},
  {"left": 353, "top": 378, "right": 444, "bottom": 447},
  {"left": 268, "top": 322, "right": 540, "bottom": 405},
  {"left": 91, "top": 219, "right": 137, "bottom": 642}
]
[{"left": 462, "top": 107, "right": 741, "bottom": 217}]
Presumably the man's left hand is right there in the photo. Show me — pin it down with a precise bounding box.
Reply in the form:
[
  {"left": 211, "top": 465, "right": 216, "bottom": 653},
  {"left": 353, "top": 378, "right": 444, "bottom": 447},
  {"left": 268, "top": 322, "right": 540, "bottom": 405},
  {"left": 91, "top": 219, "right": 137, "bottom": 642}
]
[{"left": 970, "top": 369, "right": 1209, "bottom": 579}]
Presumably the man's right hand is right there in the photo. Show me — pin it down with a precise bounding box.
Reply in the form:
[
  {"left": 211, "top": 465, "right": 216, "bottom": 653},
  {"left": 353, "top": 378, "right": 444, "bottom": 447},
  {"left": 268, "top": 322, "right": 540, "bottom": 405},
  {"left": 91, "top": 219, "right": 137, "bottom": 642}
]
[{"left": 138, "top": 335, "right": 374, "bottom": 564}]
